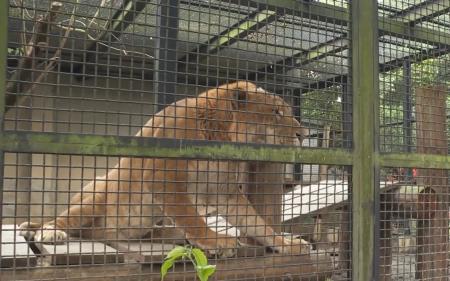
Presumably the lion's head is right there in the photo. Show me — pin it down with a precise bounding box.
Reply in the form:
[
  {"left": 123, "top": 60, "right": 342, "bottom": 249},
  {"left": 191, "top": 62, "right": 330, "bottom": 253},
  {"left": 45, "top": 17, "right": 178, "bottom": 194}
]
[{"left": 198, "top": 81, "right": 305, "bottom": 146}]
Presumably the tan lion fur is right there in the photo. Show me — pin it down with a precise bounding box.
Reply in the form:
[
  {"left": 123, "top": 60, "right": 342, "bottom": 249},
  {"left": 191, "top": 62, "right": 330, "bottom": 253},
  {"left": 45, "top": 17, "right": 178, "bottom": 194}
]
[{"left": 19, "top": 81, "right": 309, "bottom": 257}]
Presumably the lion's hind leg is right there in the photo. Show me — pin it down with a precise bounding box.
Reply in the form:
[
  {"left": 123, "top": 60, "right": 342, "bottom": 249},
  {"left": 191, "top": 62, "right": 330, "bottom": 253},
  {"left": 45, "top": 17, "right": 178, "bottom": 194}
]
[{"left": 19, "top": 186, "right": 107, "bottom": 244}]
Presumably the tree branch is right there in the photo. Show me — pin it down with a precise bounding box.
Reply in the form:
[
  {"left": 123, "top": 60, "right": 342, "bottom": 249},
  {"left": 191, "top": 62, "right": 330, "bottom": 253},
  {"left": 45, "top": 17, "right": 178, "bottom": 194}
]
[{"left": 6, "top": 1, "right": 62, "bottom": 110}]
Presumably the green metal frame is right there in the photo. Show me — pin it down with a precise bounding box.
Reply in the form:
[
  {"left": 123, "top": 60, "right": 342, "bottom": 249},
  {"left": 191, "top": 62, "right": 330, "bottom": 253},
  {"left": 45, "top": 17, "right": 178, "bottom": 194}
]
[
  {"left": 0, "top": 0, "right": 7, "bottom": 246},
  {"left": 229, "top": 0, "right": 449, "bottom": 48},
  {"left": 0, "top": 0, "right": 5, "bottom": 122},
  {"left": 2, "top": 0, "right": 450, "bottom": 280},
  {"left": 0, "top": 132, "right": 353, "bottom": 165},
  {"left": 208, "top": 9, "right": 278, "bottom": 54},
  {"left": 351, "top": 0, "right": 379, "bottom": 280},
  {"left": 392, "top": 0, "right": 450, "bottom": 25}
]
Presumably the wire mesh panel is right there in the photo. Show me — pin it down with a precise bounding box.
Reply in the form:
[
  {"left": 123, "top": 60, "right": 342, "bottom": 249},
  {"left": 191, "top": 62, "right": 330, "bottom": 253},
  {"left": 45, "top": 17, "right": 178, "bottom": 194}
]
[
  {"left": 378, "top": 1, "right": 450, "bottom": 280},
  {"left": 380, "top": 167, "right": 450, "bottom": 281},
  {"left": 1, "top": 152, "right": 351, "bottom": 280},
  {"left": 5, "top": 0, "right": 352, "bottom": 147},
  {"left": 378, "top": 0, "right": 450, "bottom": 153},
  {"left": 2, "top": 0, "right": 354, "bottom": 280}
]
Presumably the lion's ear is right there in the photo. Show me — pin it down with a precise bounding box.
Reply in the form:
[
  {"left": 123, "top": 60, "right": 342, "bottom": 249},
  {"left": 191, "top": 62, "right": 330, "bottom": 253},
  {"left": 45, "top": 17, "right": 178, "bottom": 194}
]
[{"left": 231, "top": 89, "right": 248, "bottom": 111}]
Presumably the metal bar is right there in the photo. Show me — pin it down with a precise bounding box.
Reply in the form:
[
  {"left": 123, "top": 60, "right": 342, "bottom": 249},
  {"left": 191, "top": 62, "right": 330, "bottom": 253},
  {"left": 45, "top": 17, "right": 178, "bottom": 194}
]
[
  {"left": 0, "top": 0, "right": 5, "bottom": 122},
  {"left": 247, "top": 36, "right": 348, "bottom": 81},
  {"left": 0, "top": 0, "right": 7, "bottom": 250},
  {"left": 391, "top": 0, "right": 450, "bottom": 26},
  {"left": 154, "top": 0, "right": 179, "bottom": 110},
  {"left": 204, "top": 9, "right": 277, "bottom": 55},
  {"left": 78, "top": 0, "right": 149, "bottom": 53},
  {"left": 295, "top": 38, "right": 348, "bottom": 66},
  {"left": 380, "top": 153, "right": 450, "bottom": 169},
  {"left": 380, "top": 3, "right": 450, "bottom": 28},
  {"left": 7, "top": 2, "right": 449, "bottom": 91},
  {"left": 248, "top": 0, "right": 449, "bottom": 83},
  {"left": 233, "top": 0, "right": 450, "bottom": 47},
  {"left": 298, "top": 44, "right": 448, "bottom": 95},
  {"left": 339, "top": 84, "right": 352, "bottom": 279},
  {"left": 243, "top": 0, "right": 450, "bottom": 83},
  {"left": 351, "top": 0, "right": 379, "bottom": 280},
  {"left": 0, "top": 131, "right": 354, "bottom": 165},
  {"left": 227, "top": 0, "right": 349, "bottom": 26},
  {"left": 179, "top": 8, "right": 279, "bottom": 75},
  {"left": 105, "top": 0, "right": 149, "bottom": 44},
  {"left": 342, "top": 84, "right": 352, "bottom": 150},
  {"left": 379, "top": 46, "right": 449, "bottom": 73},
  {"left": 298, "top": 75, "right": 347, "bottom": 95},
  {"left": 402, "top": 60, "right": 413, "bottom": 153},
  {"left": 379, "top": 18, "right": 450, "bottom": 47},
  {"left": 381, "top": 112, "right": 450, "bottom": 127}
]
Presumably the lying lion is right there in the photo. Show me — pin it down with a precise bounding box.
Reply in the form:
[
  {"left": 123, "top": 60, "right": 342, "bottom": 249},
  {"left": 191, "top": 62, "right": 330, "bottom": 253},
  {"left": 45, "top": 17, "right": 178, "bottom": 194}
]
[{"left": 19, "top": 81, "right": 310, "bottom": 257}]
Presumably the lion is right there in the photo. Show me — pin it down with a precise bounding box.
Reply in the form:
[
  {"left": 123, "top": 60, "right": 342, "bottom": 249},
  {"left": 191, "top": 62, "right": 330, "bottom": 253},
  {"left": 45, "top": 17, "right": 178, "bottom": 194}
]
[{"left": 19, "top": 81, "right": 310, "bottom": 257}]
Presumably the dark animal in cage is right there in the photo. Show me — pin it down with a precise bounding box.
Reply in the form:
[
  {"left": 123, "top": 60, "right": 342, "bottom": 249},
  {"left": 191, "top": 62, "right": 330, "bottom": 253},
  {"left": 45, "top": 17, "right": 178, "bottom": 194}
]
[{"left": 18, "top": 81, "right": 309, "bottom": 258}]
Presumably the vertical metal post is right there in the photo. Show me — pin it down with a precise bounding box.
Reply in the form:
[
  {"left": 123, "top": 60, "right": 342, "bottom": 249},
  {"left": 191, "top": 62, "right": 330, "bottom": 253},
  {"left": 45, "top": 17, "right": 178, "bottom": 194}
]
[
  {"left": 293, "top": 92, "right": 303, "bottom": 181},
  {"left": 351, "top": 0, "right": 380, "bottom": 280},
  {"left": 0, "top": 0, "right": 7, "bottom": 250},
  {"left": 0, "top": 0, "right": 6, "bottom": 122},
  {"left": 154, "top": 0, "right": 179, "bottom": 111},
  {"left": 403, "top": 60, "right": 412, "bottom": 151},
  {"left": 339, "top": 84, "right": 352, "bottom": 276},
  {"left": 403, "top": 60, "right": 413, "bottom": 180},
  {"left": 342, "top": 84, "right": 352, "bottom": 150}
]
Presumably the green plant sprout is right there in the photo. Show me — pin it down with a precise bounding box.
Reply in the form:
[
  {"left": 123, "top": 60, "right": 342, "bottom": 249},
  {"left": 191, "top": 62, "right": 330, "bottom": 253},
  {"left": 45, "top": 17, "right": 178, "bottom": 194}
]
[{"left": 161, "top": 245, "right": 216, "bottom": 281}]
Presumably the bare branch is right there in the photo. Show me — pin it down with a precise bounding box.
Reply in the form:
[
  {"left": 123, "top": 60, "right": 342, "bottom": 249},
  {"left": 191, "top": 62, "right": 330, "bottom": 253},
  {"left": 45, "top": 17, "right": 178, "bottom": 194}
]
[
  {"left": 24, "top": 2, "right": 78, "bottom": 96},
  {"left": 6, "top": 1, "right": 62, "bottom": 110}
]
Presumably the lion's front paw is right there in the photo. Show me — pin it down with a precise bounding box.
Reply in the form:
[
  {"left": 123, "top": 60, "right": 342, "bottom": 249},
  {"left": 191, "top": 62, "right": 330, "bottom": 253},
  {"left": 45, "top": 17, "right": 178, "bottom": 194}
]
[
  {"left": 275, "top": 236, "right": 311, "bottom": 255},
  {"left": 18, "top": 221, "right": 38, "bottom": 240},
  {"left": 284, "top": 237, "right": 311, "bottom": 255},
  {"left": 194, "top": 235, "right": 238, "bottom": 258},
  {"left": 34, "top": 225, "right": 68, "bottom": 244}
]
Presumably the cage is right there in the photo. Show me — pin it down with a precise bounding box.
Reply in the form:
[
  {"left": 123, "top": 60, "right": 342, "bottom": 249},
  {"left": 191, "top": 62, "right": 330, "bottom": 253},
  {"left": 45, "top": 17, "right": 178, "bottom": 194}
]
[{"left": 1, "top": 0, "right": 450, "bottom": 281}]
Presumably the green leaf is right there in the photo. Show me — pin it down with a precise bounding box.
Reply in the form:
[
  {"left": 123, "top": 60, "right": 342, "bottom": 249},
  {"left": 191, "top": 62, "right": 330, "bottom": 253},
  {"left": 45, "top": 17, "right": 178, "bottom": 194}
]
[
  {"left": 161, "top": 246, "right": 189, "bottom": 280},
  {"left": 161, "top": 246, "right": 216, "bottom": 281},
  {"left": 191, "top": 248, "right": 208, "bottom": 266},
  {"left": 196, "top": 265, "right": 216, "bottom": 281},
  {"left": 161, "top": 257, "right": 176, "bottom": 280},
  {"left": 165, "top": 246, "right": 188, "bottom": 260}
]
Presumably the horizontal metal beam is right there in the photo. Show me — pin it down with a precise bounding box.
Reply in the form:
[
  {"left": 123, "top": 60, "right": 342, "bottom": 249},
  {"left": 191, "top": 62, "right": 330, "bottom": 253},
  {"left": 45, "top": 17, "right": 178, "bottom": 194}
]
[
  {"left": 179, "top": 8, "right": 279, "bottom": 73},
  {"left": 243, "top": 0, "right": 450, "bottom": 84},
  {"left": 210, "top": 9, "right": 277, "bottom": 54},
  {"left": 1, "top": 131, "right": 449, "bottom": 170},
  {"left": 0, "top": 131, "right": 353, "bottom": 165},
  {"left": 228, "top": 0, "right": 349, "bottom": 26},
  {"left": 297, "top": 75, "right": 347, "bottom": 95},
  {"left": 380, "top": 152, "right": 450, "bottom": 169},
  {"left": 295, "top": 38, "right": 348, "bottom": 66},
  {"left": 392, "top": 0, "right": 450, "bottom": 26},
  {"left": 379, "top": 17, "right": 450, "bottom": 47},
  {"left": 297, "top": 44, "right": 448, "bottom": 95},
  {"left": 379, "top": 46, "right": 449, "bottom": 72},
  {"left": 229, "top": 0, "right": 450, "bottom": 47},
  {"left": 247, "top": 36, "right": 348, "bottom": 81},
  {"left": 88, "top": 0, "right": 149, "bottom": 52},
  {"left": 380, "top": 3, "right": 450, "bottom": 28}
]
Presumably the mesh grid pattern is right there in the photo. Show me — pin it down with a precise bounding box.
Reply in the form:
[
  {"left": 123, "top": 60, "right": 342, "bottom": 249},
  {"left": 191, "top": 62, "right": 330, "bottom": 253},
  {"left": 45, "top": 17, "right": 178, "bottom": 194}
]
[
  {"left": 3, "top": 0, "right": 450, "bottom": 280},
  {"left": 2, "top": 0, "right": 352, "bottom": 280}
]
